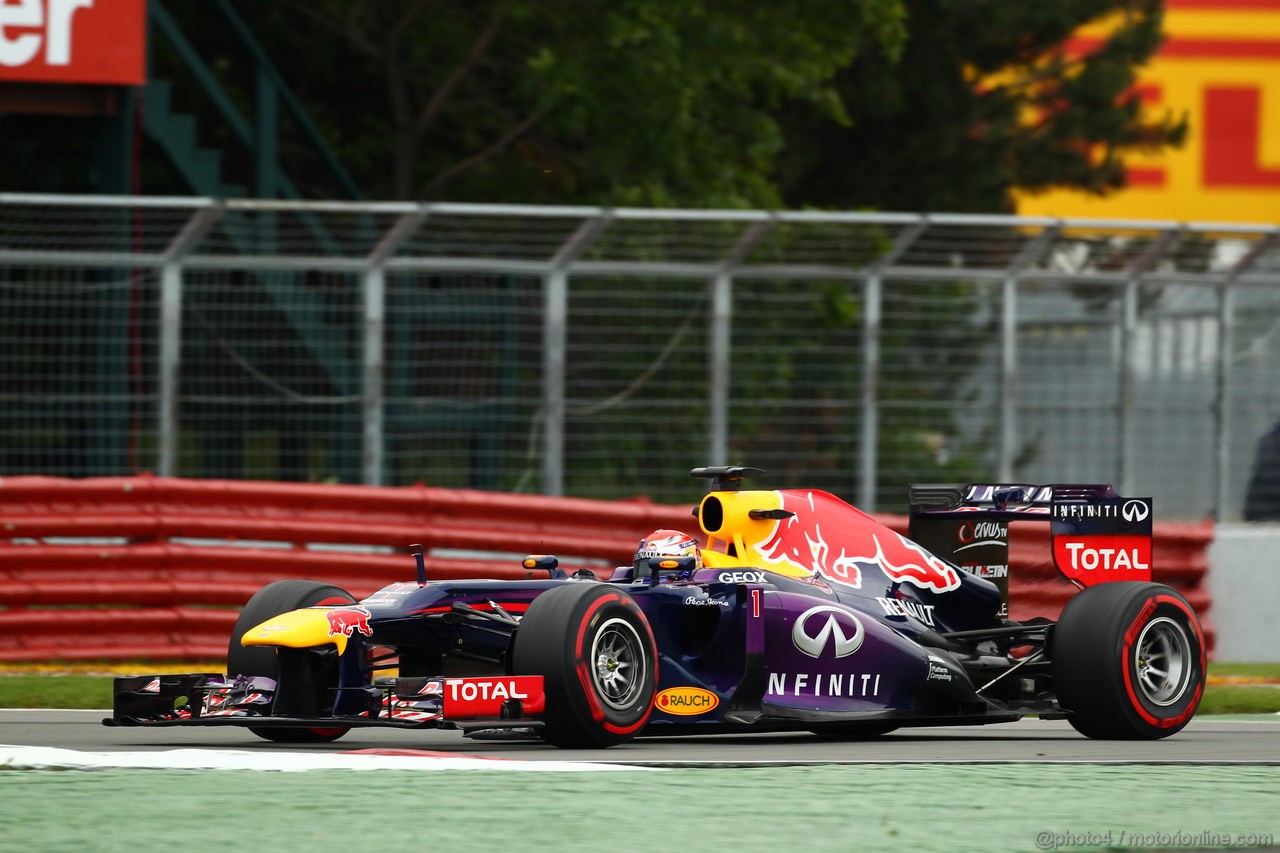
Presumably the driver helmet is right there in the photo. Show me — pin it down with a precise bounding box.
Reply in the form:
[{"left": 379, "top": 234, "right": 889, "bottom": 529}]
[{"left": 634, "top": 529, "right": 703, "bottom": 571}]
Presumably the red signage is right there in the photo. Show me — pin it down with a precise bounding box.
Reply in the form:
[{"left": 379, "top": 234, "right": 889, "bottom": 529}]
[
  {"left": 1053, "top": 534, "right": 1153, "bottom": 588},
  {"left": 440, "top": 676, "right": 545, "bottom": 719},
  {"left": 0, "top": 0, "right": 145, "bottom": 86}
]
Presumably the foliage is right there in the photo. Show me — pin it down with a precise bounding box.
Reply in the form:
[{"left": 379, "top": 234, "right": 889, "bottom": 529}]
[
  {"left": 777, "top": 0, "right": 1187, "bottom": 213},
  {"left": 191, "top": 0, "right": 908, "bottom": 205}
]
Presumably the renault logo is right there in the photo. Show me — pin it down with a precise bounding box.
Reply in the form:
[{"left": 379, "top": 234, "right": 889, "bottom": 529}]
[
  {"left": 1122, "top": 499, "right": 1150, "bottom": 523},
  {"left": 792, "top": 605, "right": 864, "bottom": 658}
]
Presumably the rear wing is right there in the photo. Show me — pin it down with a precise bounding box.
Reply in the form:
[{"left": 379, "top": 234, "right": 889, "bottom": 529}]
[
  {"left": 908, "top": 483, "right": 1153, "bottom": 616},
  {"left": 908, "top": 483, "right": 1121, "bottom": 518}
]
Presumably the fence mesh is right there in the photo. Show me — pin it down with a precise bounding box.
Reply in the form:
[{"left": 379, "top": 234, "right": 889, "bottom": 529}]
[
  {"left": 0, "top": 265, "right": 159, "bottom": 477},
  {"left": 2, "top": 195, "right": 1278, "bottom": 520},
  {"left": 384, "top": 273, "right": 543, "bottom": 490}
]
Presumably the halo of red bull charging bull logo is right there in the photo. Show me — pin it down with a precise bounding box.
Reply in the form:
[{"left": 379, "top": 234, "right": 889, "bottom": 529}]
[{"left": 752, "top": 490, "right": 962, "bottom": 593}]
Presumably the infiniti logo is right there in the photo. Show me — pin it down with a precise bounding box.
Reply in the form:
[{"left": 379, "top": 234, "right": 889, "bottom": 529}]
[
  {"left": 791, "top": 605, "right": 864, "bottom": 658},
  {"left": 1122, "top": 499, "right": 1150, "bottom": 523}
]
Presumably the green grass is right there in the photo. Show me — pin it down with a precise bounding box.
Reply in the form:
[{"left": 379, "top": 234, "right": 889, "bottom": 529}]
[
  {"left": 1197, "top": 685, "right": 1280, "bottom": 715},
  {"left": 1207, "top": 662, "right": 1280, "bottom": 679},
  {"left": 0, "top": 674, "right": 115, "bottom": 709},
  {"left": 2, "top": 663, "right": 1277, "bottom": 713},
  {"left": 1200, "top": 662, "right": 1280, "bottom": 714}
]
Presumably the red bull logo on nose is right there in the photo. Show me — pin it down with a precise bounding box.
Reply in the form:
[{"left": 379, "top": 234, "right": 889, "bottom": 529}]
[
  {"left": 751, "top": 490, "right": 961, "bottom": 594},
  {"left": 325, "top": 606, "right": 373, "bottom": 639},
  {"left": 755, "top": 491, "right": 866, "bottom": 586},
  {"left": 856, "top": 531, "right": 962, "bottom": 593}
]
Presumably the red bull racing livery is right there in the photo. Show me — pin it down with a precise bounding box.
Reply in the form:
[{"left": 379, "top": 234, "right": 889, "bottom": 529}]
[{"left": 105, "top": 467, "right": 1205, "bottom": 747}]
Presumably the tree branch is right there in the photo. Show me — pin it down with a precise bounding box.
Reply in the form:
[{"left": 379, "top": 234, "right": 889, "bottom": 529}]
[
  {"left": 388, "top": 0, "right": 430, "bottom": 47},
  {"left": 416, "top": 104, "right": 553, "bottom": 199},
  {"left": 278, "top": 0, "right": 380, "bottom": 57},
  {"left": 413, "top": 3, "right": 510, "bottom": 138}
]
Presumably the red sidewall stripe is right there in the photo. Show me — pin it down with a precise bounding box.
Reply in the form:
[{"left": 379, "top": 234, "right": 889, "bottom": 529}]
[
  {"left": 571, "top": 593, "right": 656, "bottom": 736},
  {"left": 1120, "top": 594, "right": 1204, "bottom": 729},
  {"left": 604, "top": 604, "right": 658, "bottom": 737}
]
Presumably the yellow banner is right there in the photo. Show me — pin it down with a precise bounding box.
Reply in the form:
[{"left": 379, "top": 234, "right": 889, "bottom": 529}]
[{"left": 1016, "top": 1, "right": 1280, "bottom": 224}]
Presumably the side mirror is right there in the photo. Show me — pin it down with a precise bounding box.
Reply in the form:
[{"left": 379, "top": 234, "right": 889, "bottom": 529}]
[{"left": 647, "top": 555, "right": 697, "bottom": 584}]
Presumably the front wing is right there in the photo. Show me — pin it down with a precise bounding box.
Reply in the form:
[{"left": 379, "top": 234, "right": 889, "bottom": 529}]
[{"left": 102, "top": 673, "right": 546, "bottom": 734}]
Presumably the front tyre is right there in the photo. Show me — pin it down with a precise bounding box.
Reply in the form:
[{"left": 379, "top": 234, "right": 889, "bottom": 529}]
[
  {"left": 512, "top": 584, "right": 658, "bottom": 748},
  {"left": 1051, "top": 582, "right": 1205, "bottom": 740},
  {"left": 227, "top": 579, "right": 357, "bottom": 744}
]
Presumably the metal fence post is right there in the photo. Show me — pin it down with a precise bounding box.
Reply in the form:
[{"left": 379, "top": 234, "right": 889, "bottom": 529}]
[
  {"left": 1118, "top": 227, "right": 1182, "bottom": 495},
  {"left": 1215, "top": 283, "right": 1235, "bottom": 520},
  {"left": 361, "top": 265, "right": 386, "bottom": 485},
  {"left": 1119, "top": 278, "right": 1138, "bottom": 496},
  {"left": 709, "top": 218, "right": 775, "bottom": 466},
  {"left": 859, "top": 218, "right": 926, "bottom": 510},
  {"left": 543, "top": 268, "right": 568, "bottom": 495},
  {"left": 543, "top": 213, "right": 612, "bottom": 495},
  {"left": 157, "top": 263, "right": 182, "bottom": 478},
  {"left": 1215, "top": 230, "right": 1277, "bottom": 518},
  {"left": 156, "top": 203, "right": 223, "bottom": 477},
  {"left": 859, "top": 273, "right": 881, "bottom": 510},
  {"left": 362, "top": 208, "right": 429, "bottom": 486},
  {"left": 1000, "top": 276, "right": 1018, "bottom": 483},
  {"left": 998, "top": 225, "right": 1057, "bottom": 482},
  {"left": 709, "top": 270, "right": 732, "bottom": 466}
]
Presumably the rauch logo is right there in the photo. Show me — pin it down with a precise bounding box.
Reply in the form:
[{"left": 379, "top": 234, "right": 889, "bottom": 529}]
[{"left": 656, "top": 687, "right": 719, "bottom": 716}]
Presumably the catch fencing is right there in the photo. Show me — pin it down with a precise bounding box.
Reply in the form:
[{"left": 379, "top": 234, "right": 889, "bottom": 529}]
[
  {"left": 1, "top": 194, "right": 1279, "bottom": 519},
  {"left": 0, "top": 475, "right": 1211, "bottom": 662}
]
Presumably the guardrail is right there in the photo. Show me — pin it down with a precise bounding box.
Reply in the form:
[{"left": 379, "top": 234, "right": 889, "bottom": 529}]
[{"left": 0, "top": 476, "right": 1213, "bottom": 661}]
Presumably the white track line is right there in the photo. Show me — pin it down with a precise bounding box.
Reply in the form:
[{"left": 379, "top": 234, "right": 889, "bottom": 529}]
[{"left": 0, "top": 745, "right": 651, "bottom": 772}]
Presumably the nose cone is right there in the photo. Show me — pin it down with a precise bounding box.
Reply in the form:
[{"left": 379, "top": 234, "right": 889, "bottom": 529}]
[{"left": 239, "top": 608, "right": 353, "bottom": 655}]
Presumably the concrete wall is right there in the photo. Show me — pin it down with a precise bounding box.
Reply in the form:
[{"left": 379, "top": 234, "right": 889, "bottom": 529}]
[{"left": 1207, "top": 524, "right": 1280, "bottom": 662}]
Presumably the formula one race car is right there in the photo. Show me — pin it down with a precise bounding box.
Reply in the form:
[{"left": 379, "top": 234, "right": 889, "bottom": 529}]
[{"left": 105, "top": 466, "right": 1206, "bottom": 747}]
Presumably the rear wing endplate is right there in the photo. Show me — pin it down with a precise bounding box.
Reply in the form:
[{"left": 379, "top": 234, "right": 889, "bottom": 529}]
[{"left": 908, "top": 483, "right": 1153, "bottom": 612}]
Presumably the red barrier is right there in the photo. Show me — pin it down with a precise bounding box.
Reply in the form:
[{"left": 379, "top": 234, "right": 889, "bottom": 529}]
[
  {"left": 0, "top": 475, "right": 693, "bottom": 662},
  {"left": 1005, "top": 522, "right": 1214, "bottom": 645},
  {"left": 0, "top": 476, "right": 1213, "bottom": 662}
]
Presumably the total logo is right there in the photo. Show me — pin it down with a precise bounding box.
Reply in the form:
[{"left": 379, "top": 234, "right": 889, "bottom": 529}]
[
  {"left": 791, "top": 605, "right": 865, "bottom": 658},
  {"left": 442, "top": 678, "right": 528, "bottom": 702},
  {"left": 1052, "top": 534, "right": 1153, "bottom": 585},
  {"left": 1062, "top": 542, "right": 1149, "bottom": 571},
  {"left": 656, "top": 686, "right": 719, "bottom": 716}
]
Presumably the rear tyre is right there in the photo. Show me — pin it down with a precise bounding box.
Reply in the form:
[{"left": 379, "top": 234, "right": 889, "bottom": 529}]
[
  {"left": 512, "top": 583, "right": 658, "bottom": 748},
  {"left": 227, "top": 579, "right": 357, "bottom": 744},
  {"left": 1051, "top": 582, "right": 1205, "bottom": 740}
]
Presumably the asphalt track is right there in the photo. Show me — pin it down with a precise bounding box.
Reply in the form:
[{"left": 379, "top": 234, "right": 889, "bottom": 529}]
[{"left": 4, "top": 709, "right": 1278, "bottom": 765}]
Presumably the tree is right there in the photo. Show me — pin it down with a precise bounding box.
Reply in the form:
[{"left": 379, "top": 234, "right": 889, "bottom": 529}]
[
  {"left": 217, "top": 0, "right": 908, "bottom": 205},
  {"left": 777, "top": 0, "right": 1187, "bottom": 213}
]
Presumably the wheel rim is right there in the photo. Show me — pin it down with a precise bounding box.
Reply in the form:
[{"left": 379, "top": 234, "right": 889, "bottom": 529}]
[
  {"left": 1133, "top": 616, "right": 1192, "bottom": 706},
  {"left": 591, "top": 617, "right": 646, "bottom": 712}
]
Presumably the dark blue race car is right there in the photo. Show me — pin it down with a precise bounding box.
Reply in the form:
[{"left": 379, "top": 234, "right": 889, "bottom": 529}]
[{"left": 105, "top": 467, "right": 1206, "bottom": 747}]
